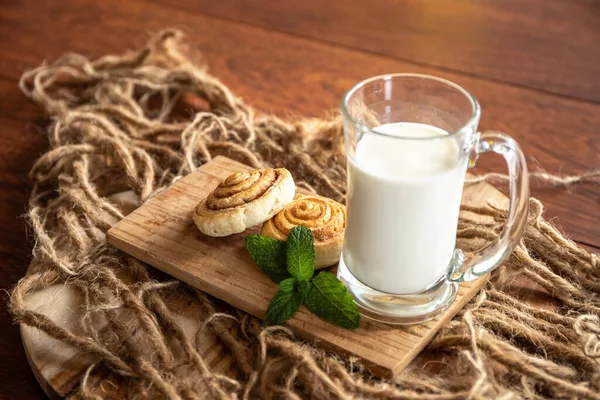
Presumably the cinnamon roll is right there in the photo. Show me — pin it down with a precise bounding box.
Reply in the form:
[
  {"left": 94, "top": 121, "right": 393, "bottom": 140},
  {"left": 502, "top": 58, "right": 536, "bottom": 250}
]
[
  {"left": 261, "top": 194, "right": 346, "bottom": 269},
  {"left": 193, "top": 168, "right": 295, "bottom": 237}
]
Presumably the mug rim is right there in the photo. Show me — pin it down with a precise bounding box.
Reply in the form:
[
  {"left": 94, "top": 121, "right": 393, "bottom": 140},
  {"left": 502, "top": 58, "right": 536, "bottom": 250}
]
[{"left": 340, "top": 73, "right": 481, "bottom": 140}]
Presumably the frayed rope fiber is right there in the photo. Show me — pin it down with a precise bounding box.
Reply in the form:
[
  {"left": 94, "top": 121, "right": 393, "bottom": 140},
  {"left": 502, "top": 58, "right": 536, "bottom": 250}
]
[{"left": 10, "top": 29, "right": 600, "bottom": 399}]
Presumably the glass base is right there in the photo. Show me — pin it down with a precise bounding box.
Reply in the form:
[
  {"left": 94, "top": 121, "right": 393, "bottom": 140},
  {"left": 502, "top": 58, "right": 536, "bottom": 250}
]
[{"left": 337, "top": 256, "right": 459, "bottom": 325}]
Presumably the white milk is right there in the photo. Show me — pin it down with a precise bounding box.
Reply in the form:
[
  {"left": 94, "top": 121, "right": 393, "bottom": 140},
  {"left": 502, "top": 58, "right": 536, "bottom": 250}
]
[{"left": 343, "top": 122, "right": 467, "bottom": 294}]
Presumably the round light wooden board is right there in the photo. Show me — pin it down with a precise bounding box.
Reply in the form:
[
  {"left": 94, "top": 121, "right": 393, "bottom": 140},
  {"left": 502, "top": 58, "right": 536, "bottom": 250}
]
[{"left": 20, "top": 191, "right": 238, "bottom": 399}]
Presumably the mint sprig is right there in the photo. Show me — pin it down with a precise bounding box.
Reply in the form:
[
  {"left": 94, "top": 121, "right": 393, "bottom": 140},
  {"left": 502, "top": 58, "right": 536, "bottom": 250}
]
[
  {"left": 297, "top": 280, "right": 312, "bottom": 303},
  {"left": 286, "top": 225, "right": 315, "bottom": 281},
  {"left": 278, "top": 278, "right": 296, "bottom": 292},
  {"left": 245, "top": 235, "right": 290, "bottom": 283},
  {"left": 305, "top": 272, "right": 360, "bottom": 329},
  {"left": 246, "top": 226, "right": 360, "bottom": 329},
  {"left": 265, "top": 288, "right": 303, "bottom": 325}
]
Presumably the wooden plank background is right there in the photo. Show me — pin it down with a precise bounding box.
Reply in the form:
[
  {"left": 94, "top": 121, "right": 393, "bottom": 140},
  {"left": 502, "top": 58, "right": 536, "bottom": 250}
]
[{"left": 0, "top": 0, "right": 598, "bottom": 398}]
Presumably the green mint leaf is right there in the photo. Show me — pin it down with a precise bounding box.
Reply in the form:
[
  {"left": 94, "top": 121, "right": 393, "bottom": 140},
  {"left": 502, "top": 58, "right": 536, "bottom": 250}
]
[
  {"left": 298, "top": 280, "right": 312, "bottom": 303},
  {"left": 278, "top": 278, "right": 296, "bottom": 292},
  {"left": 305, "top": 272, "right": 360, "bottom": 329},
  {"left": 246, "top": 235, "right": 290, "bottom": 283},
  {"left": 286, "top": 226, "right": 315, "bottom": 282},
  {"left": 265, "top": 289, "right": 303, "bottom": 326}
]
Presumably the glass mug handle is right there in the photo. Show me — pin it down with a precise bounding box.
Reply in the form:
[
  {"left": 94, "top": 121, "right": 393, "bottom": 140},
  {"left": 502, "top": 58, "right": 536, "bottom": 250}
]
[{"left": 448, "top": 131, "right": 530, "bottom": 282}]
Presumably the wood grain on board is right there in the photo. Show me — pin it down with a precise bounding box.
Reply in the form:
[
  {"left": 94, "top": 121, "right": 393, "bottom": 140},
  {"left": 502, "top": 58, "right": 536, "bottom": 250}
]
[
  {"left": 0, "top": 0, "right": 598, "bottom": 398},
  {"left": 107, "top": 156, "right": 492, "bottom": 379}
]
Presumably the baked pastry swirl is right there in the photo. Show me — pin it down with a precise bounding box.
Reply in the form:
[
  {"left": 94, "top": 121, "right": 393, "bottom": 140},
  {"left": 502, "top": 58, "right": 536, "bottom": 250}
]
[
  {"left": 194, "top": 168, "right": 295, "bottom": 237},
  {"left": 261, "top": 194, "right": 346, "bottom": 269}
]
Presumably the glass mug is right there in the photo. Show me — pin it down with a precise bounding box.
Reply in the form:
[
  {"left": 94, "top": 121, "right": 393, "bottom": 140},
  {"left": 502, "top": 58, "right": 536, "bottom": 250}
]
[{"left": 337, "top": 74, "right": 529, "bottom": 324}]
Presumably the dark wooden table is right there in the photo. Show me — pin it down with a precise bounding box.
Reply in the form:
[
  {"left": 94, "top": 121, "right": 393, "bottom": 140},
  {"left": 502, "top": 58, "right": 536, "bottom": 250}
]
[{"left": 0, "top": 1, "right": 598, "bottom": 398}]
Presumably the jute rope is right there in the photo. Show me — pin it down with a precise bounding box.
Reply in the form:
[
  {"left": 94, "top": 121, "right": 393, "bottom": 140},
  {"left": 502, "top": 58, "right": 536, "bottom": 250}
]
[{"left": 10, "top": 29, "right": 600, "bottom": 399}]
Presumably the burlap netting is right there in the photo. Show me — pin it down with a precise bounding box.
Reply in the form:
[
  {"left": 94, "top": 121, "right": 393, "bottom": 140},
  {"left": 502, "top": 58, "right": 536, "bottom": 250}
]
[{"left": 10, "top": 29, "right": 600, "bottom": 399}]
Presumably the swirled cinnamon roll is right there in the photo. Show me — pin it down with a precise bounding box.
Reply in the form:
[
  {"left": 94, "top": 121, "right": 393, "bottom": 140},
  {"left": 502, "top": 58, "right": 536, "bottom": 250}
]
[
  {"left": 261, "top": 194, "right": 346, "bottom": 269},
  {"left": 194, "top": 168, "right": 295, "bottom": 237}
]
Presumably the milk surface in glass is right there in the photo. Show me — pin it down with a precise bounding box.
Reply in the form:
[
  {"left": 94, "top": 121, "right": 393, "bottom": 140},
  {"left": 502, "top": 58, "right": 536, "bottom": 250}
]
[{"left": 343, "top": 122, "right": 467, "bottom": 294}]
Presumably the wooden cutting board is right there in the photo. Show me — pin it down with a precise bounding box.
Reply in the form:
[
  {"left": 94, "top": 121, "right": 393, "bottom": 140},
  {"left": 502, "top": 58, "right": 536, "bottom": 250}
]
[{"left": 106, "top": 155, "right": 492, "bottom": 378}]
